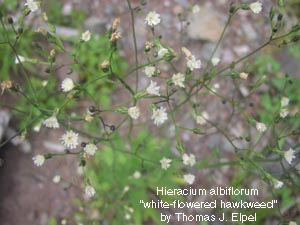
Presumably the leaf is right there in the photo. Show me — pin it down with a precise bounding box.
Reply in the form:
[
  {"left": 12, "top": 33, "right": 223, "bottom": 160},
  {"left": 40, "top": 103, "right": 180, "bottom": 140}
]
[
  {"left": 47, "top": 23, "right": 56, "bottom": 33},
  {"left": 47, "top": 32, "right": 65, "bottom": 52},
  {"left": 278, "top": 0, "right": 284, "bottom": 7}
]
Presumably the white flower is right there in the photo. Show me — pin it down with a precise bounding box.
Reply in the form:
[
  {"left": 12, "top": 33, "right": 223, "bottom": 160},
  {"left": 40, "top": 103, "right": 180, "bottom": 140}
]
[
  {"left": 60, "top": 130, "right": 79, "bottom": 149},
  {"left": 211, "top": 83, "right": 220, "bottom": 92},
  {"left": 25, "top": 0, "right": 40, "bottom": 12},
  {"left": 147, "top": 80, "right": 160, "bottom": 96},
  {"left": 85, "top": 185, "right": 96, "bottom": 198},
  {"left": 187, "top": 55, "right": 201, "bottom": 71},
  {"left": 195, "top": 111, "right": 209, "bottom": 125},
  {"left": 61, "top": 78, "right": 75, "bottom": 92},
  {"left": 256, "top": 122, "right": 267, "bottom": 133},
  {"left": 182, "top": 153, "right": 196, "bottom": 166},
  {"left": 158, "top": 47, "right": 168, "bottom": 58},
  {"left": 172, "top": 73, "right": 185, "bottom": 88},
  {"left": 239, "top": 72, "right": 249, "bottom": 80},
  {"left": 211, "top": 57, "right": 220, "bottom": 66},
  {"left": 145, "top": 11, "right": 161, "bottom": 27},
  {"left": 281, "top": 97, "right": 290, "bottom": 107},
  {"left": 81, "top": 30, "right": 91, "bottom": 42},
  {"left": 249, "top": 2, "right": 262, "bottom": 14},
  {"left": 144, "top": 66, "right": 156, "bottom": 77},
  {"left": 52, "top": 175, "right": 61, "bottom": 183},
  {"left": 151, "top": 107, "right": 168, "bottom": 126},
  {"left": 160, "top": 157, "right": 172, "bottom": 170},
  {"left": 192, "top": 4, "right": 200, "bottom": 14},
  {"left": 289, "top": 222, "right": 297, "bottom": 225},
  {"left": 133, "top": 171, "right": 141, "bottom": 179},
  {"left": 284, "top": 148, "right": 296, "bottom": 165},
  {"left": 15, "top": 55, "right": 26, "bottom": 64},
  {"left": 84, "top": 143, "right": 98, "bottom": 156},
  {"left": 123, "top": 186, "right": 130, "bottom": 192},
  {"left": 128, "top": 106, "right": 140, "bottom": 119},
  {"left": 32, "top": 154, "right": 45, "bottom": 166},
  {"left": 33, "top": 124, "right": 41, "bottom": 132},
  {"left": 280, "top": 108, "right": 289, "bottom": 118},
  {"left": 273, "top": 179, "right": 284, "bottom": 189},
  {"left": 124, "top": 214, "right": 131, "bottom": 220},
  {"left": 183, "top": 173, "right": 195, "bottom": 185},
  {"left": 43, "top": 115, "right": 59, "bottom": 129}
]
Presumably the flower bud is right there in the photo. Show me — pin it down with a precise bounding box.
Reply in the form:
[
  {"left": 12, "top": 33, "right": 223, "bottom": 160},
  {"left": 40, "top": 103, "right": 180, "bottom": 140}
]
[
  {"left": 292, "top": 35, "right": 300, "bottom": 42},
  {"left": 45, "top": 67, "right": 51, "bottom": 73},
  {"left": 7, "top": 16, "right": 13, "bottom": 24},
  {"left": 110, "top": 125, "right": 116, "bottom": 131},
  {"left": 229, "top": 4, "right": 237, "bottom": 14},
  {"left": 18, "top": 27, "right": 23, "bottom": 35}
]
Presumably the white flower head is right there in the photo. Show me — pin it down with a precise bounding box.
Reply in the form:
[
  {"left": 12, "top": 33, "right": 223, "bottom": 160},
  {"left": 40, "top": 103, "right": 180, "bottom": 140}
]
[
  {"left": 53, "top": 175, "right": 61, "bottom": 183},
  {"left": 144, "top": 66, "right": 156, "bottom": 78},
  {"left": 195, "top": 111, "right": 209, "bottom": 125},
  {"left": 256, "top": 122, "right": 267, "bottom": 133},
  {"left": 43, "top": 115, "right": 59, "bottom": 129},
  {"left": 60, "top": 130, "right": 79, "bottom": 149},
  {"left": 192, "top": 4, "right": 200, "bottom": 14},
  {"left": 147, "top": 80, "right": 160, "bottom": 96},
  {"left": 124, "top": 214, "right": 131, "bottom": 220},
  {"left": 249, "top": 2, "right": 262, "bottom": 14},
  {"left": 133, "top": 171, "right": 141, "bottom": 179},
  {"left": 128, "top": 106, "right": 140, "bottom": 119},
  {"left": 32, "top": 154, "right": 45, "bottom": 166},
  {"left": 187, "top": 55, "right": 201, "bottom": 71},
  {"left": 61, "top": 78, "right": 75, "bottom": 92},
  {"left": 183, "top": 173, "right": 195, "bottom": 185},
  {"left": 281, "top": 97, "right": 290, "bottom": 107},
  {"left": 211, "top": 57, "right": 220, "bottom": 66},
  {"left": 81, "top": 30, "right": 91, "bottom": 42},
  {"left": 25, "top": 0, "right": 40, "bottom": 12},
  {"left": 239, "top": 72, "right": 249, "bottom": 80},
  {"left": 211, "top": 83, "right": 220, "bottom": 92},
  {"left": 182, "top": 153, "right": 196, "bottom": 166},
  {"left": 160, "top": 157, "right": 172, "bottom": 170},
  {"left": 15, "top": 55, "right": 26, "bottom": 64},
  {"left": 284, "top": 148, "right": 296, "bottom": 165},
  {"left": 151, "top": 107, "right": 168, "bottom": 126},
  {"left": 273, "top": 179, "right": 284, "bottom": 189},
  {"left": 280, "top": 108, "right": 289, "bottom": 118},
  {"left": 289, "top": 222, "right": 297, "bottom": 225},
  {"left": 172, "top": 73, "right": 185, "bottom": 88},
  {"left": 145, "top": 11, "right": 161, "bottom": 27},
  {"left": 85, "top": 185, "right": 96, "bottom": 198},
  {"left": 84, "top": 143, "right": 98, "bottom": 156},
  {"left": 123, "top": 185, "right": 130, "bottom": 192},
  {"left": 158, "top": 47, "right": 169, "bottom": 58}
]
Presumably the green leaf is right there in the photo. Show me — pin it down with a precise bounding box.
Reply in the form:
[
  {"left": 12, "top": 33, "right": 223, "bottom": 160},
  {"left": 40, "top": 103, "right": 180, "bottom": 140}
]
[
  {"left": 48, "top": 217, "right": 57, "bottom": 225},
  {"left": 48, "top": 23, "right": 56, "bottom": 33},
  {"left": 278, "top": 0, "right": 284, "bottom": 7},
  {"left": 47, "top": 32, "right": 65, "bottom": 52}
]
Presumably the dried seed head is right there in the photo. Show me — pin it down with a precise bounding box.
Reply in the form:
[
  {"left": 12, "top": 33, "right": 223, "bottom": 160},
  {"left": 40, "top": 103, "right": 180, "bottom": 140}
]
[{"left": 112, "top": 18, "right": 120, "bottom": 31}]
